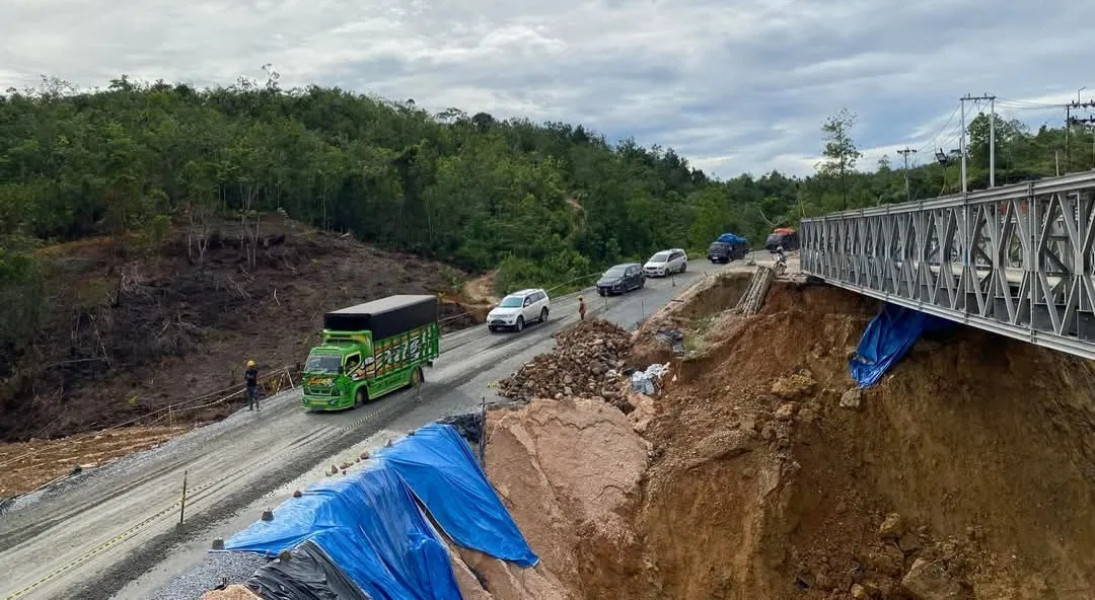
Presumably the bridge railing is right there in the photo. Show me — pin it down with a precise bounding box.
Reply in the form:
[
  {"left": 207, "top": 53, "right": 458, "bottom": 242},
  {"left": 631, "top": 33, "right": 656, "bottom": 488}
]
[{"left": 800, "top": 171, "right": 1095, "bottom": 360}]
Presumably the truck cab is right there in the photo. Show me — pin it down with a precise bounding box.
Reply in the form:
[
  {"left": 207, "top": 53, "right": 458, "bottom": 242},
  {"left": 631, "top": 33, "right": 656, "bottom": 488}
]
[{"left": 302, "top": 295, "right": 439, "bottom": 411}]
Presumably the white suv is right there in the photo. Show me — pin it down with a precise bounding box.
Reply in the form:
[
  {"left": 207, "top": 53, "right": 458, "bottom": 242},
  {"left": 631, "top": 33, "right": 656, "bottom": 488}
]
[
  {"left": 487, "top": 288, "right": 550, "bottom": 333},
  {"left": 643, "top": 248, "right": 687, "bottom": 277}
]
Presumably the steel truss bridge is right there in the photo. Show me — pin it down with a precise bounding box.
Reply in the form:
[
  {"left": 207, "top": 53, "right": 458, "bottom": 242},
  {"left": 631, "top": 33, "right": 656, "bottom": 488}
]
[{"left": 800, "top": 171, "right": 1095, "bottom": 360}]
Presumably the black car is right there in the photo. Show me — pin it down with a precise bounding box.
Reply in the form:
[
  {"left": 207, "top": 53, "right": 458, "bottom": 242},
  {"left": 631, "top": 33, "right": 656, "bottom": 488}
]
[
  {"left": 707, "top": 241, "right": 748, "bottom": 263},
  {"left": 596, "top": 263, "right": 645, "bottom": 296}
]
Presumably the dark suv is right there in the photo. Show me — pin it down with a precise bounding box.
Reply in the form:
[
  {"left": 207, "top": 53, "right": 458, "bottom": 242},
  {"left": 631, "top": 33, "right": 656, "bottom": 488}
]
[{"left": 596, "top": 263, "right": 645, "bottom": 296}]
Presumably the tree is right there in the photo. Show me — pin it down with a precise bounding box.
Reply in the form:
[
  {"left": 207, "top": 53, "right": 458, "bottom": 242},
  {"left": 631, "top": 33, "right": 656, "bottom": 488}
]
[{"left": 817, "top": 108, "right": 863, "bottom": 209}]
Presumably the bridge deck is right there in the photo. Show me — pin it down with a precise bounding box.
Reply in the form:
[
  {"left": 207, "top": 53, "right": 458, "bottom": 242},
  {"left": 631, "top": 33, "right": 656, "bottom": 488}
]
[{"left": 800, "top": 171, "right": 1095, "bottom": 360}]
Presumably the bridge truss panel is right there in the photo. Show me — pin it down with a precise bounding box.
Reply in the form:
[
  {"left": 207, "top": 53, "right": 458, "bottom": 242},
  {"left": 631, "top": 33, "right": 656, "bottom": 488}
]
[{"left": 800, "top": 172, "right": 1095, "bottom": 360}]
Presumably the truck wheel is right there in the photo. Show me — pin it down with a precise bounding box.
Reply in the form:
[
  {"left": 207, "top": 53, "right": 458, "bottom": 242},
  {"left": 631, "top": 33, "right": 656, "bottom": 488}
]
[
  {"left": 355, "top": 387, "right": 368, "bottom": 407},
  {"left": 539, "top": 307, "right": 548, "bottom": 323},
  {"left": 515, "top": 316, "right": 524, "bottom": 332}
]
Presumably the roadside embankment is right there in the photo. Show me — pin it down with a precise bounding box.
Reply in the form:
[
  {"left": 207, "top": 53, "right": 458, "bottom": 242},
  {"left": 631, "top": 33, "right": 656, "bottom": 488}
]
[{"left": 481, "top": 273, "right": 1095, "bottom": 599}]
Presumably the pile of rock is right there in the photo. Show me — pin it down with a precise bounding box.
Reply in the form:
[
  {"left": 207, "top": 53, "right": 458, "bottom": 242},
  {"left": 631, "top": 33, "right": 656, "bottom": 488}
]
[{"left": 497, "top": 319, "right": 632, "bottom": 410}]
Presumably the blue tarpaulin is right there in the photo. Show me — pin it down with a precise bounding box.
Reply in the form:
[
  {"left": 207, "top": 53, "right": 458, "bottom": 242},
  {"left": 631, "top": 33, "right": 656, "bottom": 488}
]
[
  {"left": 225, "top": 465, "right": 461, "bottom": 599},
  {"left": 716, "top": 232, "right": 747, "bottom": 245},
  {"left": 374, "top": 424, "right": 540, "bottom": 568},
  {"left": 850, "top": 303, "right": 952, "bottom": 387}
]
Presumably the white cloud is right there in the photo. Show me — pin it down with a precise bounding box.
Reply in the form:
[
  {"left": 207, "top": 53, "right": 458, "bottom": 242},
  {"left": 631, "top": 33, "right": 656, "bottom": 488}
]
[{"left": 2, "top": 0, "right": 1094, "bottom": 178}]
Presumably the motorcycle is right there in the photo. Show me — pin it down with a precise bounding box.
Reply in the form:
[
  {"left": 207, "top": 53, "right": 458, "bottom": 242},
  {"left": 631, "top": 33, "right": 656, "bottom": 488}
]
[{"left": 772, "top": 248, "right": 787, "bottom": 276}]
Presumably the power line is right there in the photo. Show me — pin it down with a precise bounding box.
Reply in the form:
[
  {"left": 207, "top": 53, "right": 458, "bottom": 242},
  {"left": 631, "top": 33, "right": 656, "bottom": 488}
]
[
  {"left": 960, "top": 94, "right": 996, "bottom": 192},
  {"left": 996, "top": 96, "right": 1070, "bottom": 109},
  {"left": 930, "top": 123, "right": 964, "bottom": 164},
  {"left": 914, "top": 103, "right": 962, "bottom": 155}
]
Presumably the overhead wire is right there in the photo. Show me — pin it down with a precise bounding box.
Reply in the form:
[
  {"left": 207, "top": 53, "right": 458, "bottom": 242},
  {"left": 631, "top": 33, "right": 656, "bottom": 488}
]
[
  {"left": 996, "top": 97, "right": 1062, "bottom": 110},
  {"left": 914, "top": 103, "right": 962, "bottom": 155},
  {"left": 922, "top": 116, "right": 965, "bottom": 160}
]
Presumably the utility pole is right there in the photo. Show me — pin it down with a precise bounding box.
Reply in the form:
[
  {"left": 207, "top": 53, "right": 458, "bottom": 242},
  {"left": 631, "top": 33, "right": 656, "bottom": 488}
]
[
  {"left": 959, "top": 96, "right": 968, "bottom": 194},
  {"left": 1065, "top": 100, "right": 1095, "bottom": 174},
  {"left": 1077, "top": 88, "right": 1086, "bottom": 172},
  {"left": 989, "top": 96, "right": 996, "bottom": 188},
  {"left": 960, "top": 94, "right": 996, "bottom": 191},
  {"left": 897, "top": 147, "right": 917, "bottom": 202},
  {"left": 1068, "top": 114, "right": 1095, "bottom": 170},
  {"left": 1067, "top": 103, "right": 1071, "bottom": 172}
]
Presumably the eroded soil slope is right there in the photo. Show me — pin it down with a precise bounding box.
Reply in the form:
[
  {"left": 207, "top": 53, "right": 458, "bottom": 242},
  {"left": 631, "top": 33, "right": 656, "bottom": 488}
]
[
  {"left": 483, "top": 279, "right": 1095, "bottom": 599},
  {"left": 1, "top": 216, "right": 475, "bottom": 442},
  {"left": 635, "top": 282, "right": 1095, "bottom": 598}
]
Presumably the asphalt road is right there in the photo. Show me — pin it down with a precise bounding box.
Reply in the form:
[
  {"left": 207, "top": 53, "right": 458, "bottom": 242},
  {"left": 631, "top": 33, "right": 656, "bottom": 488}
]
[{"left": 0, "top": 258, "right": 741, "bottom": 600}]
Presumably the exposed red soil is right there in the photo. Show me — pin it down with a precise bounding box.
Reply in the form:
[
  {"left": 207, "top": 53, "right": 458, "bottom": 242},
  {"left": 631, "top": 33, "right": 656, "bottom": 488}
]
[
  {"left": 477, "top": 279, "right": 1095, "bottom": 599},
  {"left": 0, "top": 216, "right": 479, "bottom": 442},
  {"left": 0, "top": 425, "right": 188, "bottom": 498}
]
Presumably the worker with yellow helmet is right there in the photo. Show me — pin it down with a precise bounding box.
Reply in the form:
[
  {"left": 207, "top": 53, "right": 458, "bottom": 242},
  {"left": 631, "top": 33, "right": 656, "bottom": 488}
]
[{"left": 245, "top": 359, "right": 260, "bottom": 411}]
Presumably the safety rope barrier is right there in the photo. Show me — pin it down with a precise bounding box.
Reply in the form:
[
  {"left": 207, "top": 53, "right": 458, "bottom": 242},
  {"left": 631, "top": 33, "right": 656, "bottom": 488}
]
[{"left": 0, "top": 367, "right": 297, "bottom": 471}]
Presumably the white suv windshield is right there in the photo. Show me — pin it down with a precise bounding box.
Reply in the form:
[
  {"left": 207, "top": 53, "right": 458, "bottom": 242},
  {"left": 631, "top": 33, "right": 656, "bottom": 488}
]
[
  {"left": 499, "top": 296, "right": 524, "bottom": 308},
  {"left": 651, "top": 252, "right": 670, "bottom": 262}
]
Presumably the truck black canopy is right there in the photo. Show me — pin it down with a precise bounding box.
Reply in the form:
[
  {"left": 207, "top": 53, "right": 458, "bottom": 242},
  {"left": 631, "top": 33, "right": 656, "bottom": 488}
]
[{"left": 323, "top": 295, "right": 437, "bottom": 340}]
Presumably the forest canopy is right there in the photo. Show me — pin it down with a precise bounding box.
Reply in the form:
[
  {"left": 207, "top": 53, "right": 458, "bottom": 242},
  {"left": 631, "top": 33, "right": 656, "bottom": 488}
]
[{"left": 1, "top": 74, "right": 1088, "bottom": 292}]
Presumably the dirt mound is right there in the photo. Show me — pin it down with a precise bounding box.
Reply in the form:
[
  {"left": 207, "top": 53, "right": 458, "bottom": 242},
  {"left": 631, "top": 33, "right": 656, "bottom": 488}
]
[
  {"left": 481, "top": 279, "right": 1095, "bottom": 599},
  {"left": 496, "top": 319, "right": 631, "bottom": 410},
  {"left": 452, "top": 545, "right": 571, "bottom": 600},
  {"left": 0, "top": 216, "right": 476, "bottom": 442},
  {"left": 631, "top": 271, "right": 751, "bottom": 365},
  {"left": 199, "top": 584, "right": 260, "bottom": 600},
  {"left": 472, "top": 396, "right": 650, "bottom": 597},
  {"left": 463, "top": 271, "right": 499, "bottom": 305},
  {"left": 637, "top": 281, "right": 1095, "bottom": 599}
]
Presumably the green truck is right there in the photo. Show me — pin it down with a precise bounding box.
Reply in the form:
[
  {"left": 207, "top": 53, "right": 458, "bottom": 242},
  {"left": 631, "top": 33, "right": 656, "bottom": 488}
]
[{"left": 301, "top": 295, "right": 440, "bottom": 411}]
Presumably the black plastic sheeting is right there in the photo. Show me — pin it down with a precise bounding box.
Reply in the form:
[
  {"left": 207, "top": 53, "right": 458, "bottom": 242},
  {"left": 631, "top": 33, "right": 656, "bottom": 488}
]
[
  {"left": 323, "top": 295, "right": 437, "bottom": 339},
  {"left": 438, "top": 412, "right": 484, "bottom": 446},
  {"left": 245, "top": 540, "right": 369, "bottom": 600},
  {"left": 654, "top": 329, "right": 685, "bottom": 355}
]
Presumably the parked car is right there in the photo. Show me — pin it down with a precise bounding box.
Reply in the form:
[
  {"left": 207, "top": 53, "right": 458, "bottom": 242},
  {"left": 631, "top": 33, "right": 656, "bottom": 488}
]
[
  {"left": 487, "top": 288, "right": 550, "bottom": 333},
  {"left": 596, "top": 263, "right": 645, "bottom": 296},
  {"left": 643, "top": 248, "right": 688, "bottom": 277}
]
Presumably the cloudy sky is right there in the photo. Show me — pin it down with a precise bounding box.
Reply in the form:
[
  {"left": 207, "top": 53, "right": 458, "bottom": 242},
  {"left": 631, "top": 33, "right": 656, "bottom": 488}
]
[{"left": 1, "top": 0, "right": 1091, "bottom": 179}]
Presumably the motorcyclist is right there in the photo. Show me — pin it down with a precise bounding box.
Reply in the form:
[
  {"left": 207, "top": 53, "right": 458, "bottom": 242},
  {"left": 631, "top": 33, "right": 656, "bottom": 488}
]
[{"left": 774, "top": 244, "right": 787, "bottom": 271}]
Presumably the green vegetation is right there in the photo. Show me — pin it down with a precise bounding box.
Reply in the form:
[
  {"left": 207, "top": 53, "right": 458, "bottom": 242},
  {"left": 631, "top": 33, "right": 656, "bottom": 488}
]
[{"left": 0, "top": 76, "right": 1087, "bottom": 297}]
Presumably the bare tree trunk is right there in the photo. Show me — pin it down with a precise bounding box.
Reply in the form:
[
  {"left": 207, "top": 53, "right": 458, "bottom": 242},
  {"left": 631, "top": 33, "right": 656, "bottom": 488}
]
[{"left": 239, "top": 184, "right": 260, "bottom": 269}]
